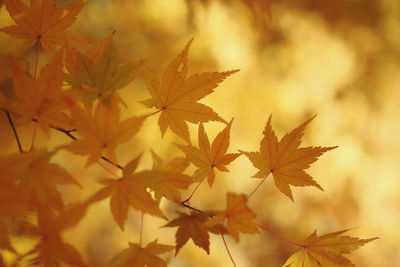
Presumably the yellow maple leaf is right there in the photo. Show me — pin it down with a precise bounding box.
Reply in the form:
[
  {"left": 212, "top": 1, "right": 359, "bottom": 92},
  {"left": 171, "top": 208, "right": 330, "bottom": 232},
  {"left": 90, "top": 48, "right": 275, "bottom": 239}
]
[
  {"left": 66, "top": 34, "right": 143, "bottom": 103},
  {"left": 0, "top": 0, "right": 86, "bottom": 52},
  {"left": 140, "top": 150, "right": 194, "bottom": 203},
  {"left": 0, "top": 50, "right": 71, "bottom": 135},
  {"left": 64, "top": 97, "right": 146, "bottom": 166},
  {"left": 90, "top": 155, "right": 167, "bottom": 231},
  {"left": 108, "top": 240, "right": 174, "bottom": 267},
  {"left": 21, "top": 204, "right": 89, "bottom": 267},
  {"left": 283, "top": 229, "right": 378, "bottom": 267},
  {"left": 243, "top": 115, "right": 337, "bottom": 201},
  {"left": 0, "top": 150, "right": 81, "bottom": 212},
  {"left": 142, "top": 39, "right": 238, "bottom": 142},
  {"left": 164, "top": 211, "right": 224, "bottom": 255},
  {"left": 208, "top": 193, "right": 259, "bottom": 242},
  {"left": 177, "top": 120, "right": 241, "bottom": 187}
]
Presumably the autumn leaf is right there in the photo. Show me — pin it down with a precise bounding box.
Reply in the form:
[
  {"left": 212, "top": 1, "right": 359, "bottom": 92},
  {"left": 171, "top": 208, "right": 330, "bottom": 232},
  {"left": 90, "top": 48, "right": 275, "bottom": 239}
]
[
  {"left": 108, "top": 240, "right": 174, "bottom": 267},
  {"left": 90, "top": 155, "right": 167, "bottom": 231},
  {"left": 0, "top": 50, "right": 71, "bottom": 135},
  {"left": 164, "top": 211, "right": 225, "bottom": 255},
  {"left": 0, "top": 150, "right": 81, "bottom": 212},
  {"left": 64, "top": 97, "right": 146, "bottom": 166},
  {"left": 20, "top": 204, "right": 89, "bottom": 267},
  {"left": 177, "top": 120, "right": 241, "bottom": 187},
  {"left": 142, "top": 39, "right": 238, "bottom": 142},
  {"left": 242, "top": 115, "right": 337, "bottom": 201},
  {"left": 0, "top": 0, "right": 86, "bottom": 52},
  {"left": 141, "top": 150, "right": 194, "bottom": 203},
  {"left": 66, "top": 34, "right": 143, "bottom": 103},
  {"left": 283, "top": 229, "right": 378, "bottom": 267},
  {"left": 207, "top": 193, "right": 259, "bottom": 242}
]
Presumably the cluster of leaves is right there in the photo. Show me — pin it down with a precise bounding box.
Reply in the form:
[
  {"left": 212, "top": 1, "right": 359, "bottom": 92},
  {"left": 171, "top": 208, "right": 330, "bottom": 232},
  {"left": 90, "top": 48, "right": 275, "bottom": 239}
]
[{"left": 0, "top": 0, "right": 377, "bottom": 266}]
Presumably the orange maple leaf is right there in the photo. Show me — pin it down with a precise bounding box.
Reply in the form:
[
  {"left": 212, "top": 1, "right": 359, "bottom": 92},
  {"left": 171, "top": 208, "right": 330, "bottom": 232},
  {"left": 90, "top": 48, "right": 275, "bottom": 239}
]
[
  {"left": 139, "top": 150, "right": 194, "bottom": 203},
  {"left": 164, "top": 211, "right": 225, "bottom": 255},
  {"left": 64, "top": 97, "right": 146, "bottom": 166},
  {"left": 21, "top": 204, "right": 89, "bottom": 267},
  {"left": 0, "top": 150, "right": 81, "bottom": 212},
  {"left": 90, "top": 155, "right": 167, "bottom": 231},
  {"left": 283, "top": 229, "right": 378, "bottom": 267},
  {"left": 177, "top": 120, "right": 241, "bottom": 187},
  {"left": 207, "top": 193, "right": 259, "bottom": 242},
  {"left": 66, "top": 34, "right": 143, "bottom": 103},
  {"left": 0, "top": 50, "right": 71, "bottom": 135},
  {"left": 108, "top": 240, "right": 174, "bottom": 267},
  {"left": 142, "top": 39, "right": 238, "bottom": 142},
  {"left": 242, "top": 115, "right": 337, "bottom": 201},
  {"left": 0, "top": 0, "right": 86, "bottom": 52}
]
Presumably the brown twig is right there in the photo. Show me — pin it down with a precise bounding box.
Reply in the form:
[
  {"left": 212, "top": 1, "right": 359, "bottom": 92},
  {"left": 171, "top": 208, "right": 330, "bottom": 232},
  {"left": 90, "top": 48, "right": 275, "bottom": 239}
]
[
  {"left": 31, "top": 118, "right": 123, "bottom": 170},
  {"left": 180, "top": 201, "right": 202, "bottom": 213},
  {"left": 3, "top": 109, "right": 24, "bottom": 153}
]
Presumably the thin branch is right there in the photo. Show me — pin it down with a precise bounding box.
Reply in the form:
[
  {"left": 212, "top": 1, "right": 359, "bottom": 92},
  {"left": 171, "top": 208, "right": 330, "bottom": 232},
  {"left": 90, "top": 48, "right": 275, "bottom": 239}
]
[
  {"left": 100, "top": 156, "right": 123, "bottom": 170},
  {"left": 257, "top": 223, "right": 304, "bottom": 248},
  {"left": 31, "top": 118, "right": 124, "bottom": 170},
  {"left": 3, "top": 109, "right": 24, "bottom": 153},
  {"left": 52, "top": 125, "right": 77, "bottom": 140},
  {"left": 180, "top": 202, "right": 202, "bottom": 213},
  {"left": 221, "top": 234, "right": 237, "bottom": 267},
  {"left": 247, "top": 175, "right": 269, "bottom": 201}
]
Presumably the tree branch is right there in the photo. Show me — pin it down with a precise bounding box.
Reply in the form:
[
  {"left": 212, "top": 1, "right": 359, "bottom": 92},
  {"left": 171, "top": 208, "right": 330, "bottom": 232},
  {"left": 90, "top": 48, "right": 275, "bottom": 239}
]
[{"left": 3, "top": 109, "right": 23, "bottom": 153}]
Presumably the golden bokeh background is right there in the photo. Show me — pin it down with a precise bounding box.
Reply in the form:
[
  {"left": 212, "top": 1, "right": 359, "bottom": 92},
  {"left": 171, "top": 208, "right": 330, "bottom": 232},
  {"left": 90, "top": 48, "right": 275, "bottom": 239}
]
[{"left": 1, "top": 0, "right": 399, "bottom": 266}]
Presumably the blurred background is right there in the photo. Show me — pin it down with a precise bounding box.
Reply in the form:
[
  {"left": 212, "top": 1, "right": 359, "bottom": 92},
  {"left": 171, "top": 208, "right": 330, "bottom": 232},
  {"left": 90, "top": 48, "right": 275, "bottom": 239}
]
[{"left": 1, "top": 0, "right": 399, "bottom": 266}]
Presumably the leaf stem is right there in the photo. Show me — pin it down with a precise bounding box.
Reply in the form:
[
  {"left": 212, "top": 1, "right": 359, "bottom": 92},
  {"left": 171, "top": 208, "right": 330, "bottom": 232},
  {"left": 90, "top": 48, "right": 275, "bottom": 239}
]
[
  {"left": 3, "top": 109, "right": 24, "bottom": 153},
  {"left": 29, "top": 120, "right": 38, "bottom": 151},
  {"left": 182, "top": 179, "right": 204, "bottom": 203},
  {"left": 97, "top": 160, "right": 119, "bottom": 177},
  {"left": 247, "top": 174, "right": 269, "bottom": 201},
  {"left": 144, "top": 108, "right": 163, "bottom": 118},
  {"left": 139, "top": 212, "right": 144, "bottom": 246},
  {"left": 34, "top": 40, "right": 40, "bottom": 80},
  {"left": 221, "top": 234, "right": 237, "bottom": 267},
  {"left": 257, "top": 223, "right": 304, "bottom": 248}
]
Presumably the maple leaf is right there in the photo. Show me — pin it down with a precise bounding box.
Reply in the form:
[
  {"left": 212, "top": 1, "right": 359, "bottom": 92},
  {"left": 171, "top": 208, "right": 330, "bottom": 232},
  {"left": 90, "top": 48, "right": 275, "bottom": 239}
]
[
  {"left": 164, "top": 211, "right": 225, "bottom": 255},
  {"left": 142, "top": 39, "right": 238, "bottom": 142},
  {"left": 0, "top": 0, "right": 86, "bottom": 52},
  {"left": 64, "top": 97, "right": 146, "bottom": 166},
  {"left": 207, "top": 193, "right": 259, "bottom": 242},
  {"left": 66, "top": 34, "right": 143, "bottom": 103},
  {"left": 0, "top": 150, "right": 81, "bottom": 212},
  {"left": 90, "top": 155, "right": 167, "bottom": 231},
  {"left": 242, "top": 115, "right": 337, "bottom": 201},
  {"left": 283, "top": 229, "right": 378, "bottom": 267},
  {"left": 141, "top": 150, "right": 194, "bottom": 203},
  {"left": 0, "top": 50, "right": 71, "bottom": 135},
  {"left": 21, "top": 204, "right": 89, "bottom": 267},
  {"left": 177, "top": 120, "right": 241, "bottom": 187},
  {"left": 108, "top": 239, "right": 174, "bottom": 267}
]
